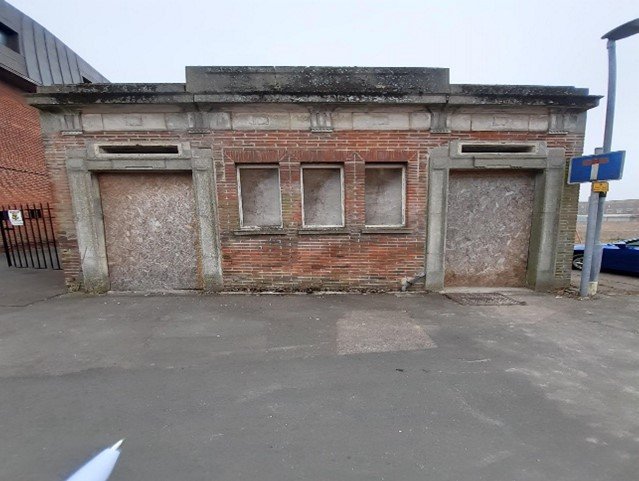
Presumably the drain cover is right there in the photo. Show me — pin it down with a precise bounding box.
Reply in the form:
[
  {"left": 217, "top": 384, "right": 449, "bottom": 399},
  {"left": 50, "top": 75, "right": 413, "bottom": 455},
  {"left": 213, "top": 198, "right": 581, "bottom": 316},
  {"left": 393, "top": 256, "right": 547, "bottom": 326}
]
[{"left": 444, "top": 292, "right": 526, "bottom": 306}]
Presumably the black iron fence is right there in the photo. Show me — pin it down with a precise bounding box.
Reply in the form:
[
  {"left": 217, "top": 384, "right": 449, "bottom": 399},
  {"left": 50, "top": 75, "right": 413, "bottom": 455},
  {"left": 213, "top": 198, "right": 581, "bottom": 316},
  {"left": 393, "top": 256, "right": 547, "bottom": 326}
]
[{"left": 0, "top": 203, "right": 61, "bottom": 269}]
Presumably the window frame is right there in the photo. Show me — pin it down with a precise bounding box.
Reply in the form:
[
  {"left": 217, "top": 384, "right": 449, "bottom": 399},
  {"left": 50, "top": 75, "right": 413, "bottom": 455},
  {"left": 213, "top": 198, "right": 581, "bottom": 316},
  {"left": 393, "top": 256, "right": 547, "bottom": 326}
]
[
  {"left": 0, "top": 23, "right": 19, "bottom": 53},
  {"left": 236, "top": 164, "right": 283, "bottom": 230},
  {"left": 364, "top": 163, "right": 407, "bottom": 228},
  {"left": 300, "top": 164, "right": 345, "bottom": 228}
]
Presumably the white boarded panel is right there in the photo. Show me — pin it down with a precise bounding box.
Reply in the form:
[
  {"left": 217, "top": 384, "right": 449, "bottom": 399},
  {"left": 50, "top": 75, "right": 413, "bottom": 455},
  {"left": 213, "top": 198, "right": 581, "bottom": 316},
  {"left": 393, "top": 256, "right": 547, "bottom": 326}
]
[
  {"left": 238, "top": 167, "right": 282, "bottom": 228},
  {"left": 302, "top": 167, "right": 343, "bottom": 227},
  {"left": 365, "top": 166, "right": 404, "bottom": 226}
]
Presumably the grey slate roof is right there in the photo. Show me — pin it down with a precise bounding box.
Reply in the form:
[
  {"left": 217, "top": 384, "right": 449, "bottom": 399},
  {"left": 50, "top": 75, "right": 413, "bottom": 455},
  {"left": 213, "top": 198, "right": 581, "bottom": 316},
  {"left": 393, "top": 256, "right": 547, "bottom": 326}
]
[{"left": 0, "top": 0, "right": 108, "bottom": 91}]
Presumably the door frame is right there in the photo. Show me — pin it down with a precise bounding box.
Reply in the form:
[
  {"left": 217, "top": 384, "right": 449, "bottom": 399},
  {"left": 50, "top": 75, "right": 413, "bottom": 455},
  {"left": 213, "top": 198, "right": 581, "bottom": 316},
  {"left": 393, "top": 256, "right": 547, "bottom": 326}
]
[
  {"left": 65, "top": 142, "right": 222, "bottom": 292},
  {"left": 424, "top": 140, "right": 566, "bottom": 291}
]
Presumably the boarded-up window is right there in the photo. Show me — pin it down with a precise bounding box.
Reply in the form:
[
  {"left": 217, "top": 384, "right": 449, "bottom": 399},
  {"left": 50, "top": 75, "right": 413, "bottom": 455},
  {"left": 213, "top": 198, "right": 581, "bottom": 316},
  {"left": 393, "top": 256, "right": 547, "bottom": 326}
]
[
  {"left": 365, "top": 165, "right": 405, "bottom": 226},
  {"left": 302, "top": 166, "right": 344, "bottom": 227},
  {"left": 238, "top": 166, "right": 282, "bottom": 228}
]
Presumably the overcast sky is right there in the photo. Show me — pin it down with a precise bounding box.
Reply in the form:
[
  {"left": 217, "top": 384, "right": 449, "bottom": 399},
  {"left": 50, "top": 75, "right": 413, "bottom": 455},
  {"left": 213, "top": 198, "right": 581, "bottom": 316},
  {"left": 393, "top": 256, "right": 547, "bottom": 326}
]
[{"left": 11, "top": 0, "right": 639, "bottom": 201}]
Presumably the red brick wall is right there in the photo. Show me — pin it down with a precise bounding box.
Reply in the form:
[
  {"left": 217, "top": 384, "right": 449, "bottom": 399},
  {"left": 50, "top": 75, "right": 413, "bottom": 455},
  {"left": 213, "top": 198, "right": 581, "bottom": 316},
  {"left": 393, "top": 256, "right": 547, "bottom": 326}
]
[
  {"left": 40, "top": 128, "right": 584, "bottom": 291},
  {"left": 216, "top": 132, "right": 431, "bottom": 291},
  {"left": 0, "top": 81, "right": 53, "bottom": 207}
]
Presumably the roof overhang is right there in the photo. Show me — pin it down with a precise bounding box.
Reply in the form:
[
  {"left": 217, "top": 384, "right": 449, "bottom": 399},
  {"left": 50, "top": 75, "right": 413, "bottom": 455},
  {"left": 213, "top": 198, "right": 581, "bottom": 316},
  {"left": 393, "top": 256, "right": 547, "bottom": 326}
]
[{"left": 0, "top": 65, "right": 38, "bottom": 92}]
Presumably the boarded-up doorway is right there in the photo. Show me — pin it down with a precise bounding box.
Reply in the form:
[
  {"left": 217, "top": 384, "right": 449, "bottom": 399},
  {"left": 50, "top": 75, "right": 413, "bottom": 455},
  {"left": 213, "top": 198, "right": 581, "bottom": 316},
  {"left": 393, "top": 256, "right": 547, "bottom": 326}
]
[
  {"left": 445, "top": 170, "right": 535, "bottom": 287},
  {"left": 99, "top": 173, "right": 200, "bottom": 291}
]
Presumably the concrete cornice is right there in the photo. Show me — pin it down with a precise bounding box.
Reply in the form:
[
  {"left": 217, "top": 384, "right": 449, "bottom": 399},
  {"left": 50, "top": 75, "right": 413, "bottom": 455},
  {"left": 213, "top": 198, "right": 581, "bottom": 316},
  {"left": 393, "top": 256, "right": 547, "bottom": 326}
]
[
  {"left": 25, "top": 66, "right": 601, "bottom": 111},
  {"left": 27, "top": 90, "right": 601, "bottom": 111}
]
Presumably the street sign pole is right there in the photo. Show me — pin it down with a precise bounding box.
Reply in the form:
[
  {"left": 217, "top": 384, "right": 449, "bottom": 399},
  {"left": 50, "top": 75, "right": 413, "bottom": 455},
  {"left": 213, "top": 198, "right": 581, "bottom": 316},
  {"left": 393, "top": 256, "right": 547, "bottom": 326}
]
[
  {"left": 588, "top": 148, "right": 606, "bottom": 296},
  {"left": 569, "top": 150, "right": 625, "bottom": 298},
  {"left": 579, "top": 190, "right": 599, "bottom": 297},
  {"left": 575, "top": 19, "right": 638, "bottom": 296},
  {"left": 588, "top": 38, "right": 617, "bottom": 295}
]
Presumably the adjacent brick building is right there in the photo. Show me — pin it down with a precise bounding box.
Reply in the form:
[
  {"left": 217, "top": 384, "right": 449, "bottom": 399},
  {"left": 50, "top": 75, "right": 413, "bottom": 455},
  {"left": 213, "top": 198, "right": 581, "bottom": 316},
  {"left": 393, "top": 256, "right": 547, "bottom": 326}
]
[
  {"left": 28, "top": 66, "right": 599, "bottom": 292},
  {"left": 0, "top": 0, "right": 107, "bottom": 207}
]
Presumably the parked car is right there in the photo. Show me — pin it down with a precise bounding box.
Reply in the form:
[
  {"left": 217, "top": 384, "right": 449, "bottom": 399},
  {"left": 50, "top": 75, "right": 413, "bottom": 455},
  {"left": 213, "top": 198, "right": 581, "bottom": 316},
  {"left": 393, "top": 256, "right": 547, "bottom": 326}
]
[{"left": 573, "top": 237, "right": 639, "bottom": 275}]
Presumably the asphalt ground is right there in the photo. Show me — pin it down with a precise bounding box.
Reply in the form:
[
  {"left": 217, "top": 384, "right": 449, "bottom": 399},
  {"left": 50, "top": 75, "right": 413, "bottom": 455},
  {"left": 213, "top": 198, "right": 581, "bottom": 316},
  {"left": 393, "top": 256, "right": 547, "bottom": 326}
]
[{"left": 1, "top": 264, "right": 638, "bottom": 480}]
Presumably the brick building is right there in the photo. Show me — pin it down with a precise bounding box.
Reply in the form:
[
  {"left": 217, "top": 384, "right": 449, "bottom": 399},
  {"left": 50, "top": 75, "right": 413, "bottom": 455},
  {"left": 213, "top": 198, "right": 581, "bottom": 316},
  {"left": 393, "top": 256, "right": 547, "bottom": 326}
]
[
  {"left": 0, "top": 0, "right": 107, "bottom": 207},
  {"left": 28, "top": 66, "right": 599, "bottom": 292}
]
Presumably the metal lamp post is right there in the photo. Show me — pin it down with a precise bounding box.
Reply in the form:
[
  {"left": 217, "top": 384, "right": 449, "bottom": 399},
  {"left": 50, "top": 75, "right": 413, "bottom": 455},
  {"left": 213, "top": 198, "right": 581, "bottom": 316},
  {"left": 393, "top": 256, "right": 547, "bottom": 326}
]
[{"left": 579, "top": 18, "right": 639, "bottom": 297}]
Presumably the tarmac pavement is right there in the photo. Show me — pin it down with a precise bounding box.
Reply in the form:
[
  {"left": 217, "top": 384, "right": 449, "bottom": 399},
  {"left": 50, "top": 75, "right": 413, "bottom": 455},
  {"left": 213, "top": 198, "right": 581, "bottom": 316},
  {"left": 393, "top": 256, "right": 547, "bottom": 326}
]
[
  {"left": 0, "top": 267, "right": 638, "bottom": 480},
  {"left": 571, "top": 269, "right": 639, "bottom": 296},
  {"left": 0, "top": 259, "right": 65, "bottom": 307}
]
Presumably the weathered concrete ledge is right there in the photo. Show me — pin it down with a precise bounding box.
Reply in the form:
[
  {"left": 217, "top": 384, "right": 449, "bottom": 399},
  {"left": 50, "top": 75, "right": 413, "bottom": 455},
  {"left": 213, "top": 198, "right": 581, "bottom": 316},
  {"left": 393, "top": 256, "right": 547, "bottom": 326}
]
[
  {"left": 185, "top": 66, "right": 450, "bottom": 94},
  {"left": 28, "top": 66, "right": 600, "bottom": 110}
]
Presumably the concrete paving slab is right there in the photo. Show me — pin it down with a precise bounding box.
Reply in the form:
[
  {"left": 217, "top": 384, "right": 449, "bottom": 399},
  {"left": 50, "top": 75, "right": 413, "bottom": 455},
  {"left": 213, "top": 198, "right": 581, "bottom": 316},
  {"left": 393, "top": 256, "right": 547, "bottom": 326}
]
[{"left": 336, "top": 309, "right": 435, "bottom": 354}]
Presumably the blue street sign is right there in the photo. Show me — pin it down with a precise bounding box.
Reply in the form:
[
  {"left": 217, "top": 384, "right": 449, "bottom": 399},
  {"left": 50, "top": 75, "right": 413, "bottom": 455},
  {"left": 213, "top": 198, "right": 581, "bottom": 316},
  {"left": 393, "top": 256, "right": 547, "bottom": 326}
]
[{"left": 568, "top": 150, "right": 625, "bottom": 184}]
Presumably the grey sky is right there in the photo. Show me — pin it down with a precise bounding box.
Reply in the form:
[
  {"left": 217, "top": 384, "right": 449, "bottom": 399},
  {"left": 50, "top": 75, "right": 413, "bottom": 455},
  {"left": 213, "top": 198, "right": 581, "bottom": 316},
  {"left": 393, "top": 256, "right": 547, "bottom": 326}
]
[{"left": 12, "top": 0, "right": 639, "bottom": 201}]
